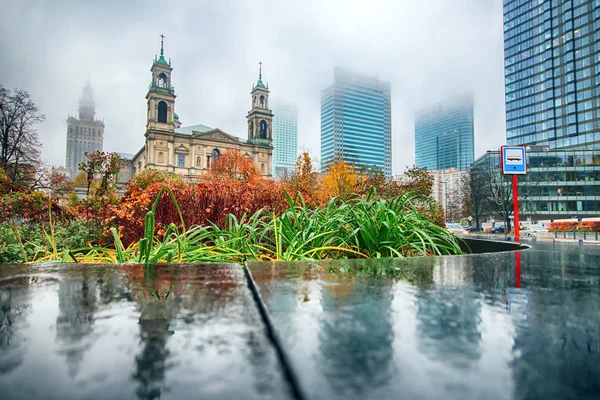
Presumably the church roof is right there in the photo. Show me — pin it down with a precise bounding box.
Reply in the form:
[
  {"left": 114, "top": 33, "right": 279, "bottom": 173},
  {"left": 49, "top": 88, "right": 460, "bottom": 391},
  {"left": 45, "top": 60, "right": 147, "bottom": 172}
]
[
  {"left": 116, "top": 152, "right": 136, "bottom": 160},
  {"left": 174, "top": 124, "right": 214, "bottom": 135}
]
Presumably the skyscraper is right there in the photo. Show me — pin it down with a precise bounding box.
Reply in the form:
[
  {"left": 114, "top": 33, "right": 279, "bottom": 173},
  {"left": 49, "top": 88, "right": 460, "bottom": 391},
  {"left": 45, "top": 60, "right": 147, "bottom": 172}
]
[
  {"left": 414, "top": 95, "right": 474, "bottom": 171},
  {"left": 320, "top": 67, "right": 391, "bottom": 177},
  {"left": 504, "top": 0, "right": 600, "bottom": 149},
  {"left": 272, "top": 102, "right": 298, "bottom": 179},
  {"left": 66, "top": 82, "right": 104, "bottom": 178}
]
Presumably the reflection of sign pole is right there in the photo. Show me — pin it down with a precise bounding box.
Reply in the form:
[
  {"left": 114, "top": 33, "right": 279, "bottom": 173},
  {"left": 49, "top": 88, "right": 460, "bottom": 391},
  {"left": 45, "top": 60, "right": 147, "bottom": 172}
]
[{"left": 500, "top": 146, "right": 526, "bottom": 242}]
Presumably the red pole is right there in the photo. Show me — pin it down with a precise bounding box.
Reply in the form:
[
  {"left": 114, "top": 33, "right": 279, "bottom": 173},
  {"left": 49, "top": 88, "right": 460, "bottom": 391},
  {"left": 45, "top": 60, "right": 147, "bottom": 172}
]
[{"left": 513, "top": 174, "right": 520, "bottom": 242}]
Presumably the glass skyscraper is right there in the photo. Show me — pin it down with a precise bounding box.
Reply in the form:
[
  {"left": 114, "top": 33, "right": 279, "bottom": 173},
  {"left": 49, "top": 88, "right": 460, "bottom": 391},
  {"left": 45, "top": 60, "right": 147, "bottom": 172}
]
[
  {"left": 320, "top": 67, "right": 391, "bottom": 177},
  {"left": 504, "top": 0, "right": 600, "bottom": 149},
  {"left": 414, "top": 95, "right": 475, "bottom": 171},
  {"left": 272, "top": 102, "right": 298, "bottom": 179}
]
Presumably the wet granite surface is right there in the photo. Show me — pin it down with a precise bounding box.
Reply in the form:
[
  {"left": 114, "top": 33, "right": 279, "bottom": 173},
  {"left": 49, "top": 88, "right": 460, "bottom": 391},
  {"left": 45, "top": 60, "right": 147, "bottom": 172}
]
[
  {"left": 0, "top": 263, "right": 292, "bottom": 400},
  {"left": 0, "top": 242, "right": 599, "bottom": 400},
  {"left": 247, "top": 242, "right": 600, "bottom": 400}
]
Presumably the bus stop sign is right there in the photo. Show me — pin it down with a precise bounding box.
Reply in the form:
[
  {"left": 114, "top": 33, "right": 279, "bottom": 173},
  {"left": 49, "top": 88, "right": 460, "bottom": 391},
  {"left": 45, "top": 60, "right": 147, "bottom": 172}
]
[{"left": 501, "top": 146, "right": 526, "bottom": 175}]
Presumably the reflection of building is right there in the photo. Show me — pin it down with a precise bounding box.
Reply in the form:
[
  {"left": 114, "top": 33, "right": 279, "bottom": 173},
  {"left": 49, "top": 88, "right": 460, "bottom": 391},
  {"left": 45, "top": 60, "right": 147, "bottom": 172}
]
[
  {"left": 121, "top": 37, "right": 273, "bottom": 182},
  {"left": 320, "top": 67, "right": 392, "bottom": 177},
  {"left": 319, "top": 277, "right": 395, "bottom": 396},
  {"left": 272, "top": 102, "right": 298, "bottom": 179},
  {"left": 415, "top": 94, "right": 474, "bottom": 171},
  {"left": 66, "top": 81, "right": 104, "bottom": 179},
  {"left": 471, "top": 148, "right": 600, "bottom": 219},
  {"left": 55, "top": 276, "right": 97, "bottom": 378},
  {"left": 504, "top": 0, "right": 600, "bottom": 150},
  {"left": 430, "top": 168, "right": 469, "bottom": 222}
]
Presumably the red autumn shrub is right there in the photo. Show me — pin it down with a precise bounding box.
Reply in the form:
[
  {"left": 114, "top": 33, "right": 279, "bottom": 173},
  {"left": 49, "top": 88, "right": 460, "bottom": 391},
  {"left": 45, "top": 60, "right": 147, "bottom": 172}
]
[
  {"left": 108, "top": 176, "right": 288, "bottom": 246},
  {"left": 547, "top": 221, "right": 600, "bottom": 232}
]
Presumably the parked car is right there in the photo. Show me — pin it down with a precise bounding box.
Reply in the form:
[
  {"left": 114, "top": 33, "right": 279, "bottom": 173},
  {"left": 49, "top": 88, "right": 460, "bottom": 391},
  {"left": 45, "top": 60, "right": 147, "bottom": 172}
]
[
  {"left": 467, "top": 226, "right": 483, "bottom": 233},
  {"left": 446, "top": 223, "right": 468, "bottom": 234},
  {"left": 520, "top": 226, "right": 548, "bottom": 237},
  {"left": 491, "top": 225, "right": 505, "bottom": 234}
]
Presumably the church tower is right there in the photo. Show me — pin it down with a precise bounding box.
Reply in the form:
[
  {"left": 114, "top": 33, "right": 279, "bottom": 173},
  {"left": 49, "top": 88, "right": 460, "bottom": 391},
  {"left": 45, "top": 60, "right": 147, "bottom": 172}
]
[
  {"left": 247, "top": 62, "right": 273, "bottom": 146},
  {"left": 146, "top": 34, "right": 176, "bottom": 135}
]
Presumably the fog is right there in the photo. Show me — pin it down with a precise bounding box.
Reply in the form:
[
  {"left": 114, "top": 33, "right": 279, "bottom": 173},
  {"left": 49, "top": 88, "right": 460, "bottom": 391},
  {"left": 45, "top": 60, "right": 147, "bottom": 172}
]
[{"left": 0, "top": 0, "right": 506, "bottom": 175}]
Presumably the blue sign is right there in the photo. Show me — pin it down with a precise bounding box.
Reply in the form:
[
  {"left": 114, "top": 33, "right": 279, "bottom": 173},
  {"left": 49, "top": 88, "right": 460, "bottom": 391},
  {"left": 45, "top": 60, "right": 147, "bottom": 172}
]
[{"left": 501, "top": 146, "right": 526, "bottom": 175}]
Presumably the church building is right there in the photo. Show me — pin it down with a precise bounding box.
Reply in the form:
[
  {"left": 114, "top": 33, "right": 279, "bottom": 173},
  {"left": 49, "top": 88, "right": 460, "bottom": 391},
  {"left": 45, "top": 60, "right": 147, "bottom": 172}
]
[{"left": 122, "top": 36, "right": 273, "bottom": 182}]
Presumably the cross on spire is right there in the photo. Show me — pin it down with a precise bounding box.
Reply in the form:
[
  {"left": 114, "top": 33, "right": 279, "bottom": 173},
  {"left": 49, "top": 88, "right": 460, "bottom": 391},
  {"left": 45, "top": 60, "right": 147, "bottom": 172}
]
[
  {"left": 160, "top": 34, "right": 165, "bottom": 57},
  {"left": 259, "top": 61, "right": 262, "bottom": 81}
]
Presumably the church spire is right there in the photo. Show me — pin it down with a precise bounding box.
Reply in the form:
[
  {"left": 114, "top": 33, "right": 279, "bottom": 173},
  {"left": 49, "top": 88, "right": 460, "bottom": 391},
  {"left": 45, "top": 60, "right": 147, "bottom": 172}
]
[
  {"left": 256, "top": 61, "right": 265, "bottom": 88},
  {"left": 155, "top": 34, "right": 168, "bottom": 65}
]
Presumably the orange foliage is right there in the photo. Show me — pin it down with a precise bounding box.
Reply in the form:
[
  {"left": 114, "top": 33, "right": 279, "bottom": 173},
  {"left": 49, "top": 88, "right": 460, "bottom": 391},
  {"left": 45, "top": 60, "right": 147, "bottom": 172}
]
[
  {"left": 281, "top": 152, "right": 322, "bottom": 206},
  {"left": 207, "top": 149, "right": 259, "bottom": 180},
  {"left": 321, "top": 159, "right": 359, "bottom": 199},
  {"left": 108, "top": 177, "right": 288, "bottom": 246},
  {"left": 548, "top": 221, "right": 600, "bottom": 232}
]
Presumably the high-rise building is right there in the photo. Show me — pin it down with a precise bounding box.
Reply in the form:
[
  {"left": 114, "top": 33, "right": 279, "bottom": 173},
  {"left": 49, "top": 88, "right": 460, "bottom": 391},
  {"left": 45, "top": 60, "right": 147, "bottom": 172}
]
[
  {"left": 414, "top": 95, "right": 474, "bottom": 171},
  {"left": 272, "top": 102, "right": 298, "bottom": 179},
  {"left": 504, "top": 0, "right": 600, "bottom": 149},
  {"left": 66, "top": 82, "right": 104, "bottom": 178},
  {"left": 320, "top": 67, "right": 391, "bottom": 177}
]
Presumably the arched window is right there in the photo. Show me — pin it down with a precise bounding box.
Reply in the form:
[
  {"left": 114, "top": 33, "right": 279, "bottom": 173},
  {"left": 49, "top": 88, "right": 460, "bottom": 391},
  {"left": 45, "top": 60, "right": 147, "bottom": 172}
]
[
  {"left": 158, "top": 73, "right": 168, "bottom": 87},
  {"left": 158, "top": 101, "right": 167, "bottom": 123},
  {"left": 253, "top": 96, "right": 257, "bottom": 107},
  {"left": 211, "top": 148, "right": 220, "bottom": 165},
  {"left": 158, "top": 152, "right": 164, "bottom": 164},
  {"left": 259, "top": 120, "right": 267, "bottom": 139},
  {"left": 197, "top": 156, "right": 201, "bottom": 166},
  {"left": 259, "top": 95, "right": 265, "bottom": 108},
  {"left": 260, "top": 163, "right": 265, "bottom": 174}
]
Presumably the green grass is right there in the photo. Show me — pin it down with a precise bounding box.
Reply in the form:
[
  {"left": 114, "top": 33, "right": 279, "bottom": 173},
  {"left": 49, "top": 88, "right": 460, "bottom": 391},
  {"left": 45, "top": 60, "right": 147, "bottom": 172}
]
[{"left": 34, "top": 187, "right": 464, "bottom": 264}]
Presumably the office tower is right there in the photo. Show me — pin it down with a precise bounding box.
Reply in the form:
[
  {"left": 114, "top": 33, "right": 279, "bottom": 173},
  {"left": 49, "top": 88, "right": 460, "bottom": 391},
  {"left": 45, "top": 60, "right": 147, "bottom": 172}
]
[
  {"left": 504, "top": 0, "right": 600, "bottom": 149},
  {"left": 66, "top": 81, "right": 104, "bottom": 178},
  {"left": 320, "top": 67, "right": 391, "bottom": 177},
  {"left": 415, "top": 95, "right": 475, "bottom": 171},
  {"left": 272, "top": 102, "right": 298, "bottom": 179}
]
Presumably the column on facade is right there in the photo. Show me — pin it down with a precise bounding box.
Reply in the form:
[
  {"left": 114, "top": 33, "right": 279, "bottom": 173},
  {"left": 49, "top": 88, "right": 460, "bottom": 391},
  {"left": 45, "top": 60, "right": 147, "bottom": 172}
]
[
  {"left": 167, "top": 141, "right": 173, "bottom": 166},
  {"left": 148, "top": 140, "right": 154, "bottom": 164}
]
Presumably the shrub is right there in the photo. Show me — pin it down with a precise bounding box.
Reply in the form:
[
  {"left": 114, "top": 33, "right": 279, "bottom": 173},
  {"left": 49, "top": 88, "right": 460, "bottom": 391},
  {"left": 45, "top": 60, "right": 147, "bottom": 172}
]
[
  {"left": 547, "top": 221, "right": 600, "bottom": 232},
  {"left": 0, "top": 219, "right": 103, "bottom": 263},
  {"left": 108, "top": 177, "right": 288, "bottom": 246}
]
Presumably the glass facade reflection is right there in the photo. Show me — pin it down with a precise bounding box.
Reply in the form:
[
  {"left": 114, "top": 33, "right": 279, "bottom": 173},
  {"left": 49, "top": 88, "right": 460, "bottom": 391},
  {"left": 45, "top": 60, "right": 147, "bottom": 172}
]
[
  {"left": 321, "top": 67, "right": 392, "bottom": 177},
  {"left": 471, "top": 148, "right": 600, "bottom": 218},
  {"left": 415, "top": 95, "right": 475, "bottom": 171},
  {"left": 504, "top": 0, "right": 600, "bottom": 149}
]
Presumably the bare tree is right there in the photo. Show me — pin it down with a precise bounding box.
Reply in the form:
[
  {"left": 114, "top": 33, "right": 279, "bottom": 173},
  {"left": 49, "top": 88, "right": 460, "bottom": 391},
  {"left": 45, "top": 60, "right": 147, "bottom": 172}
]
[
  {"left": 471, "top": 155, "right": 546, "bottom": 233},
  {"left": 462, "top": 170, "right": 491, "bottom": 231},
  {"left": 0, "top": 86, "right": 45, "bottom": 184}
]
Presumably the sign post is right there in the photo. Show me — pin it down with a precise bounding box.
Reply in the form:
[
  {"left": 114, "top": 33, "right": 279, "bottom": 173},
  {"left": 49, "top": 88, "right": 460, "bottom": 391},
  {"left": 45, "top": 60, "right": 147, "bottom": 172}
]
[{"left": 500, "top": 146, "right": 526, "bottom": 242}]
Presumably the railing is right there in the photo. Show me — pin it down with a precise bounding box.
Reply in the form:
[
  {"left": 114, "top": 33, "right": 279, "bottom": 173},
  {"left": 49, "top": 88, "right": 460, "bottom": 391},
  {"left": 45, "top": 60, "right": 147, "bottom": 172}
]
[
  {"left": 553, "top": 231, "right": 600, "bottom": 241},
  {"left": 148, "top": 82, "right": 175, "bottom": 94}
]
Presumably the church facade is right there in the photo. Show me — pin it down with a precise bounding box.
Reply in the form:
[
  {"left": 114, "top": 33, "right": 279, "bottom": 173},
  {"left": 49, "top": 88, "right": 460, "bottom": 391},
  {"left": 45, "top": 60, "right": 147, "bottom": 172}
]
[{"left": 122, "top": 37, "right": 273, "bottom": 182}]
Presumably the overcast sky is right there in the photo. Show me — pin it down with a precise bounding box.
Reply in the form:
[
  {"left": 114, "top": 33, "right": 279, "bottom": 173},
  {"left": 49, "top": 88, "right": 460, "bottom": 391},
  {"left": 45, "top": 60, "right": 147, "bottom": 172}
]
[{"left": 0, "top": 0, "right": 506, "bottom": 175}]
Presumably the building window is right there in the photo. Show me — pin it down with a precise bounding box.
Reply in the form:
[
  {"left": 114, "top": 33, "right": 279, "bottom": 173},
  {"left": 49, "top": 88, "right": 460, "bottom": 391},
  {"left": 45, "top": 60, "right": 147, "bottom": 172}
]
[
  {"left": 177, "top": 153, "right": 185, "bottom": 168},
  {"left": 158, "top": 101, "right": 168, "bottom": 123},
  {"left": 158, "top": 152, "right": 164, "bottom": 164},
  {"left": 211, "top": 148, "right": 220, "bottom": 164}
]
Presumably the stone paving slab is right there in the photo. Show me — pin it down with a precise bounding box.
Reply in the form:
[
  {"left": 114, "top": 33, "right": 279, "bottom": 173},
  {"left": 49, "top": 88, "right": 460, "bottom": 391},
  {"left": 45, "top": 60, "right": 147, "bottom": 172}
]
[
  {"left": 0, "top": 263, "right": 294, "bottom": 400},
  {"left": 247, "top": 243, "right": 600, "bottom": 400}
]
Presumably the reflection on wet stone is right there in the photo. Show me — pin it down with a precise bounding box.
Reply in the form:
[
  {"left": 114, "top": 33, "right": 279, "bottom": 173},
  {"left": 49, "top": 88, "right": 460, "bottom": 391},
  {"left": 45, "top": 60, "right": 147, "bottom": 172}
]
[
  {"left": 319, "top": 277, "right": 395, "bottom": 397},
  {"left": 0, "top": 263, "right": 292, "bottom": 399},
  {"left": 248, "top": 243, "right": 600, "bottom": 400},
  {"left": 0, "top": 285, "right": 30, "bottom": 375}
]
